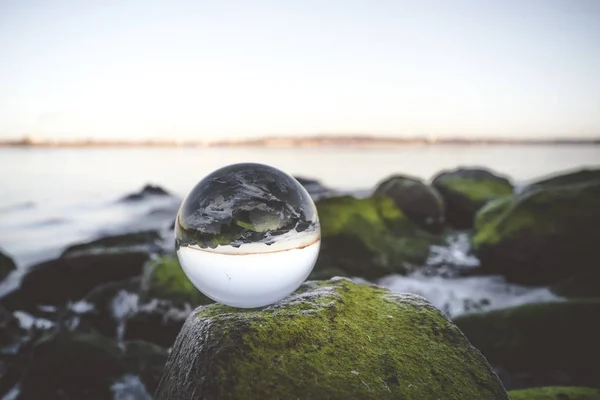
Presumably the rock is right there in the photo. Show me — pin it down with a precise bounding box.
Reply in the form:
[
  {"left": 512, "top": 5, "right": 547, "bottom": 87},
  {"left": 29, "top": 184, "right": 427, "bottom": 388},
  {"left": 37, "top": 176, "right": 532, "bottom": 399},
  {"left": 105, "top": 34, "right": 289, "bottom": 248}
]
[
  {"left": 472, "top": 180, "right": 600, "bottom": 285},
  {"left": 374, "top": 174, "right": 445, "bottom": 233},
  {"left": 62, "top": 230, "right": 162, "bottom": 257},
  {"left": 454, "top": 299, "right": 600, "bottom": 389},
  {"left": 294, "top": 176, "right": 338, "bottom": 200},
  {"left": 525, "top": 168, "right": 600, "bottom": 191},
  {"left": 432, "top": 168, "right": 513, "bottom": 229},
  {"left": 19, "top": 329, "right": 166, "bottom": 400},
  {"left": 313, "top": 195, "right": 440, "bottom": 280},
  {"left": 3, "top": 251, "right": 149, "bottom": 311},
  {"left": 124, "top": 301, "right": 191, "bottom": 348},
  {"left": 140, "top": 254, "right": 213, "bottom": 307},
  {"left": 120, "top": 184, "right": 171, "bottom": 202},
  {"left": 0, "top": 249, "right": 16, "bottom": 282},
  {"left": 507, "top": 386, "right": 600, "bottom": 400},
  {"left": 551, "top": 269, "right": 600, "bottom": 299},
  {"left": 156, "top": 278, "right": 508, "bottom": 400}
]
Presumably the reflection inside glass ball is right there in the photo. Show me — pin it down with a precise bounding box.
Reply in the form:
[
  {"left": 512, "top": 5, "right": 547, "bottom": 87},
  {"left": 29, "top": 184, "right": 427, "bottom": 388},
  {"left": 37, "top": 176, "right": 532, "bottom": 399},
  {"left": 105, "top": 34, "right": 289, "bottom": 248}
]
[{"left": 175, "top": 163, "right": 320, "bottom": 308}]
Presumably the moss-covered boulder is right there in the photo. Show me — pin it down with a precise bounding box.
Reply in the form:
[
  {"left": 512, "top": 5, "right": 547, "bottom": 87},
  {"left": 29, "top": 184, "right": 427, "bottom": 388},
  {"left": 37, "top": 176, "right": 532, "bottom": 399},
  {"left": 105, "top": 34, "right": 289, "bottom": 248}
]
[
  {"left": 0, "top": 248, "right": 16, "bottom": 282},
  {"left": 313, "top": 195, "right": 440, "bottom": 280},
  {"left": 508, "top": 386, "right": 600, "bottom": 400},
  {"left": 454, "top": 299, "right": 600, "bottom": 389},
  {"left": 432, "top": 168, "right": 513, "bottom": 229},
  {"left": 157, "top": 278, "right": 508, "bottom": 400},
  {"left": 139, "top": 254, "right": 213, "bottom": 307},
  {"left": 525, "top": 168, "right": 600, "bottom": 191},
  {"left": 373, "top": 174, "right": 445, "bottom": 233},
  {"left": 473, "top": 180, "right": 600, "bottom": 285}
]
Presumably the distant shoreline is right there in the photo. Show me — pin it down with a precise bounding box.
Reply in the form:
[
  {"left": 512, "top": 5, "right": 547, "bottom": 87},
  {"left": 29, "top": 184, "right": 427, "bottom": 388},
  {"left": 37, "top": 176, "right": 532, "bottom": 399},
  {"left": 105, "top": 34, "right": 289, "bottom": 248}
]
[{"left": 1, "top": 135, "right": 598, "bottom": 148}]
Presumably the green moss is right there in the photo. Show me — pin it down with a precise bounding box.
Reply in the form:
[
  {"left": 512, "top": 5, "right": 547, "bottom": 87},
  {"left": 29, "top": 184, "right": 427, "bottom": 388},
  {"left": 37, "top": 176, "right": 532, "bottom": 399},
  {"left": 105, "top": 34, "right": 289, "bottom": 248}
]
[
  {"left": 314, "top": 196, "right": 439, "bottom": 279},
  {"left": 157, "top": 278, "right": 508, "bottom": 399},
  {"left": 454, "top": 299, "right": 600, "bottom": 388},
  {"left": 440, "top": 177, "right": 513, "bottom": 204},
  {"left": 140, "top": 254, "right": 213, "bottom": 306},
  {"left": 508, "top": 386, "right": 600, "bottom": 400}
]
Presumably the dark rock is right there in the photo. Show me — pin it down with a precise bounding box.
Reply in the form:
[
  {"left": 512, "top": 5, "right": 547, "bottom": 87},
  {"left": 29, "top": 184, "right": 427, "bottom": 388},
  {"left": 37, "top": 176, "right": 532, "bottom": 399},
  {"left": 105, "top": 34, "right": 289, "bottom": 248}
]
[
  {"left": 473, "top": 180, "right": 600, "bottom": 285},
  {"left": 551, "top": 269, "right": 600, "bottom": 299},
  {"left": 454, "top": 299, "right": 600, "bottom": 390},
  {"left": 62, "top": 230, "right": 162, "bottom": 257},
  {"left": 157, "top": 278, "right": 508, "bottom": 400},
  {"left": 525, "top": 168, "right": 600, "bottom": 191},
  {"left": 122, "top": 340, "right": 168, "bottom": 394},
  {"left": 373, "top": 174, "right": 445, "bottom": 233},
  {"left": 124, "top": 301, "right": 190, "bottom": 348},
  {"left": 120, "top": 184, "right": 171, "bottom": 202},
  {"left": 313, "top": 195, "right": 440, "bottom": 280},
  {"left": 507, "top": 386, "right": 600, "bottom": 400},
  {"left": 0, "top": 249, "right": 16, "bottom": 282},
  {"left": 3, "top": 251, "right": 149, "bottom": 311},
  {"left": 432, "top": 167, "right": 513, "bottom": 229},
  {"left": 293, "top": 176, "right": 337, "bottom": 200}
]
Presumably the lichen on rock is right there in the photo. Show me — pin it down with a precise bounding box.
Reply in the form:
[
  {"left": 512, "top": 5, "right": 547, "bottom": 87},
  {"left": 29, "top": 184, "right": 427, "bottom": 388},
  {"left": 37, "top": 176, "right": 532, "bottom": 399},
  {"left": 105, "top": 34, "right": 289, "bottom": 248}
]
[{"left": 157, "top": 277, "right": 508, "bottom": 400}]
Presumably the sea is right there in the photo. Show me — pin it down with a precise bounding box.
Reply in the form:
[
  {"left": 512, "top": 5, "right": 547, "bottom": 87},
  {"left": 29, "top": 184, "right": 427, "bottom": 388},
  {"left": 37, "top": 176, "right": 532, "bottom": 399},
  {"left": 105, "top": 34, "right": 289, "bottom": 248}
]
[{"left": 1, "top": 144, "right": 599, "bottom": 317}]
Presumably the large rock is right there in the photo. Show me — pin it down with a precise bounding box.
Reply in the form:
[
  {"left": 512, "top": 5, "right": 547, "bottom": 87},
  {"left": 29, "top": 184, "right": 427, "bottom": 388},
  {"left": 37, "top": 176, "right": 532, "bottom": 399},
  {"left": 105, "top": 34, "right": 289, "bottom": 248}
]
[
  {"left": 61, "top": 230, "right": 162, "bottom": 257},
  {"left": 454, "top": 299, "right": 600, "bottom": 389},
  {"left": 19, "top": 329, "right": 166, "bottom": 400},
  {"left": 473, "top": 180, "right": 600, "bottom": 285},
  {"left": 551, "top": 269, "right": 600, "bottom": 299},
  {"left": 157, "top": 278, "right": 508, "bottom": 400},
  {"left": 120, "top": 184, "right": 171, "bottom": 202},
  {"left": 507, "top": 386, "right": 600, "bottom": 400},
  {"left": 294, "top": 176, "right": 338, "bottom": 200},
  {"left": 525, "top": 168, "right": 600, "bottom": 191},
  {"left": 313, "top": 195, "right": 440, "bottom": 280},
  {"left": 373, "top": 174, "right": 445, "bottom": 233},
  {"left": 0, "top": 248, "right": 16, "bottom": 282},
  {"left": 140, "top": 254, "right": 213, "bottom": 307},
  {"left": 432, "top": 168, "right": 513, "bottom": 229}
]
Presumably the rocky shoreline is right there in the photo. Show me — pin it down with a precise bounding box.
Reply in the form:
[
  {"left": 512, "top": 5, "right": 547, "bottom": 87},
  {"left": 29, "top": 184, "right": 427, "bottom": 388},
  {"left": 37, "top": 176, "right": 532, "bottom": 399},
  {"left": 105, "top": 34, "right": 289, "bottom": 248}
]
[{"left": 1, "top": 167, "right": 599, "bottom": 399}]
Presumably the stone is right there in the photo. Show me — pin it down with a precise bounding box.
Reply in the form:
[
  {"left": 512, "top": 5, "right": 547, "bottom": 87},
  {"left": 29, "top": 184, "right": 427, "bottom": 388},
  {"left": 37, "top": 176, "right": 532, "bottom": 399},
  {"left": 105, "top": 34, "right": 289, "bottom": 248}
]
[
  {"left": 507, "top": 386, "right": 600, "bottom": 400},
  {"left": 156, "top": 278, "right": 508, "bottom": 400},
  {"left": 0, "top": 248, "right": 16, "bottom": 282}
]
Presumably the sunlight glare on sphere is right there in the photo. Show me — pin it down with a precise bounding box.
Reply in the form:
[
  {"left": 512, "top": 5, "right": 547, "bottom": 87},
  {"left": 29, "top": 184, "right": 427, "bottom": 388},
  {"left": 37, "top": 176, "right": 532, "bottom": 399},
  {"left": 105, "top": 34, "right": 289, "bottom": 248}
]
[{"left": 174, "top": 163, "right": 321, "bottom": 308}]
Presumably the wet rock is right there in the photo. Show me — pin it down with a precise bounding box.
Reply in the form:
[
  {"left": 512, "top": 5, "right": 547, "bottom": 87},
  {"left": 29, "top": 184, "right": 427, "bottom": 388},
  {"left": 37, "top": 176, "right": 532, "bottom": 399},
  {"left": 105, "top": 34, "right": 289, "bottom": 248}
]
[
  {"left": 120, "top": 184, "right": 171, "bottom": 202},
  {"left": 0, "top": 249, "right": 16, "bottom": 282},
  {"left": 122, "top": 340, "right": 168, "bottom": 394},
  {"left": 3, "top": 251, "right": 149, "bottom": 311},
  {"left": 454, "top": 299, "right": 600, "bottom": 389},
  {"left": 551, "top": 269, "right": 600, "bottom": 299},
  {"left": 124, "top": 301, "right": 191, "bottom": 348},
  {"left": 473, "top": 180, "right": 600, "bottom": 285},
  {"left": 507, "top": 386, "right": 600, "bottom": 400},
  {"left": 313, "top": 196, "right": 440, "bottom": 280},
  {"left": 157, "top": 277, "right": 508, "bottom": 400},
  {"left": 62, "top": 230, "right": 162, "bottom": 257},
  {"left": 432, "top": 168, "right": 513, "bottom": 229},
  {"left": 374, "top": 174, "right": 445, "bottom": 233}
]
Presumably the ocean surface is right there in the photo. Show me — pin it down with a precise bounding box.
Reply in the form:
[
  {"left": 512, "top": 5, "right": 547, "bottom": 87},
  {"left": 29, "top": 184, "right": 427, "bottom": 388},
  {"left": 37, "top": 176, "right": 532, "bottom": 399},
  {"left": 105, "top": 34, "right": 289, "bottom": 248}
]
[{"left": 1, "top": 144, "right": 598, "bottom": 317}]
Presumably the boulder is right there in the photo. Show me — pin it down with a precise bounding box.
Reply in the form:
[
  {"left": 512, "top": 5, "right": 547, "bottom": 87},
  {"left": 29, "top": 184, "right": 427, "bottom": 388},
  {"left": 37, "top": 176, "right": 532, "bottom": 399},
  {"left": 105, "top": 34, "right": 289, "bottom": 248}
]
[
  {"left": 294, "top": 176, "right": 338, "bottom": 200},
  {"left": 525, "top": 168, "right": 600, "bottom": 191},
  {"left": 507, "top": 386, "right": 600, "bottom": 400},
  {"left": 61, "top": 230, "right": 162, "bottom": 257},
  {"left": 472, "top": 180, "right": 600, "bottom": 285},
  {"left": 373, "top": 174, "right": 445, "bottom": 233},
  {"left": 157, "top": 278, "right": 508, "bottom": 400},
  {"left": 551, "top": 269, "right": 600, "bottom": 299},
  {"left": 120, "top": 184, "right": 171, "bottom": 202},
  {"left": 18, "top": 329, "right": 166, "bottom": 400},
  {"left": 313, "top": 195, "right": 440, "bottom": 280},
  {"left": 0, "top": 249, "right": 16, "bottom": 282},
  {"left": 454, "top": 299, "right": 600, "bottom": 389},
  {"left": 139, "top": 254, "right": 213, "bottom": 307},
  {"left": 432, "top": 168, "right": 513, "bottom": 229}
]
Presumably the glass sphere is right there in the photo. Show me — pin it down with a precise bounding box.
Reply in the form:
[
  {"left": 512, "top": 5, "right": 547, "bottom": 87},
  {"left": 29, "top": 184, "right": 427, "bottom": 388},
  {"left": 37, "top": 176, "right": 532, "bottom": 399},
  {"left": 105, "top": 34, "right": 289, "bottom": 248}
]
[{"left": 175, "top": 163, "right": 321, "bottom": 308}]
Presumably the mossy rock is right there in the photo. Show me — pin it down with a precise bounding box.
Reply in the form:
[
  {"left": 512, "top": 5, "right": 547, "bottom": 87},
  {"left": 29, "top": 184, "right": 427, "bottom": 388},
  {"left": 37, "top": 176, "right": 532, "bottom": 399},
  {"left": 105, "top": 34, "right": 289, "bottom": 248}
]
[
  {"left": 0, "top": 248, "right": 16, "bottom": 282},
  {"left": 525, "top": 168, "right": 600, "bottom": 191},
  {"left": 61, "top": 230, "right": 162, "bottom": 257},
  {"left": 313, "top": 195, "right": 440, "bottom": 280},
  {"left": 508, "top": 386, "right": 600, "bottom": 400},
  {"left": 157, "top": 278, "right": 508, "bottom": 400},
  {"left": 140, "top": 254, "right": 213, "bottom": 307},
  {"left": 473, "top": 180, "right": 600, "bottom": 285},
  {"left": 432, "top": 168, "right": 513, "bottom": 229},
  {"left": 454, "top": 299, "right": 600, "bottom": 389},
  {"left": 373, "top": 174, "right": 445, "bottom": 233}
]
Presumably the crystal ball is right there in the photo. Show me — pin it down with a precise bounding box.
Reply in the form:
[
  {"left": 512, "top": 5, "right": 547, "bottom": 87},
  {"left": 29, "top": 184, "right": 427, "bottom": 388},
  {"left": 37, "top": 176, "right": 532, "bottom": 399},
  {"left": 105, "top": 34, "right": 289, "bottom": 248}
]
[{"left": 175, "top": 163, "right": 321, "bottom": 308}]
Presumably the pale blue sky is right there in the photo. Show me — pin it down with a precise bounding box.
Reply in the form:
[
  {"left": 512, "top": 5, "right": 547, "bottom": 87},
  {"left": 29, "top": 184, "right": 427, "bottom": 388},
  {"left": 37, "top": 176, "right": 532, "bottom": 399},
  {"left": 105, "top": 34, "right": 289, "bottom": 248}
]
[{"left": 1, "top": 0, "right": 599, "bottom": 140}]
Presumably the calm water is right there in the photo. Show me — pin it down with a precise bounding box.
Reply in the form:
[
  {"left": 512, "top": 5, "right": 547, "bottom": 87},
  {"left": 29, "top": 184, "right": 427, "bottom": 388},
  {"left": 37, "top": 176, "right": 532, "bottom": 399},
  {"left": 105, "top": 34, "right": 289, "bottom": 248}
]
[{"left": 0, "top": 144, "right": 599, "bottom": 266}]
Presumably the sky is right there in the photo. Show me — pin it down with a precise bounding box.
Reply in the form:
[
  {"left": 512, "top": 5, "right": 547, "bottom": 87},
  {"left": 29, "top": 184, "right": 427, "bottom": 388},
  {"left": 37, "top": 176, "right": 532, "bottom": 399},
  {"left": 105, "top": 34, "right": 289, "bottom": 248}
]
[{"left": 0, "top": 0, "right": 599, "bottom": 140}]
